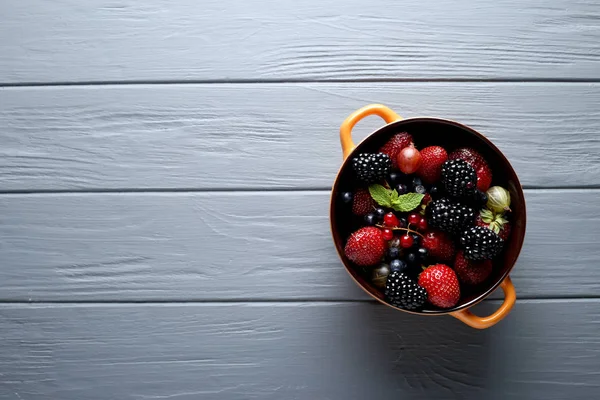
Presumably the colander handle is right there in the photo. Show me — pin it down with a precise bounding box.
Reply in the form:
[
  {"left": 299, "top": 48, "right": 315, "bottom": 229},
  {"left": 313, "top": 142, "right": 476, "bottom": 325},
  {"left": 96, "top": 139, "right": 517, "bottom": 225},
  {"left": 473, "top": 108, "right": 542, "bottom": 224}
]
[
  {"left": 451, "top": 276, "right": 516, "bottom": 329},
  {"left": 339, "top": 104, "right": 401, "bottom": 160}
]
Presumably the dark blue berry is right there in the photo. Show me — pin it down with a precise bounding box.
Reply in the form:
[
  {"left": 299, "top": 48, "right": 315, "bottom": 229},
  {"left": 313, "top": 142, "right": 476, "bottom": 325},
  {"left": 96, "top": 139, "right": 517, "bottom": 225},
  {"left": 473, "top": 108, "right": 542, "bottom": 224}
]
[
  {"left": 387, "top": 247, "right": 400, "bottom": 260},
  {"left": 477, "top": 190, "right": 488, "bottom": 205},
  {"left": 388, "top": 172, "right": 404, "bottom": 185},
  {"left": 395, "top": 183, "right": 408, "bottom": 195},
  {"left": 375, "top": 208, "right": 386, "bottom": 221},
  {"left": 406, "top": 252, "right": 418, "bottom": 265},
  {"left": 417, "top": 247, "right": 428, "bottom": 259},
  {"left": 430, "top": 185, "right": 439, "bottom": 196},
  {"left": 412, "top": 177, "right": 423, "bottom": 187},
  {"left": 341, "top": 192, "right": 353, "bottom": 203},
  {"left": 411, "top": 234, "right": 421, "bottom": 247},
  {"left": 414, "top": 185, "right": 427, "bottom": 194},
  {"left": 390, "top": 259, "right": 407, "bottom": 273},
  {"left": 399, "top": 217, "right": 408, "bottom": 228},
  {"left": 364, "top": 213, "right": 377, "bottom": 226}
]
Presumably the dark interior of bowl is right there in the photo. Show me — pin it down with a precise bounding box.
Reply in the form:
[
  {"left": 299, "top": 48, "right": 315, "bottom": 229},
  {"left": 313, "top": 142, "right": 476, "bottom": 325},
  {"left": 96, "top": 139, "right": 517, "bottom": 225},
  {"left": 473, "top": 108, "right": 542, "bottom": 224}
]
[{"left": 331, "top": 118, "right": 526, "bottom": 314}]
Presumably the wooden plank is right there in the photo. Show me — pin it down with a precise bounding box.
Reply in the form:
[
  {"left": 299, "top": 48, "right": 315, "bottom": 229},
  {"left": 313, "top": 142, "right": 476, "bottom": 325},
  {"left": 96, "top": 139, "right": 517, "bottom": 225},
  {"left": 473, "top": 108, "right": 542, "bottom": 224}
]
[
  {"left": 2, "top": 83, "right": 600, "bottom": 191},
  {"left": 1, "top": 300, "right": 599, "bottom": 399},
  {"left": 1, "top": 0, "right": 600, "bottom": 83},
  {"left": 0, "top": 189, "right": 598, "bottom": 301}
]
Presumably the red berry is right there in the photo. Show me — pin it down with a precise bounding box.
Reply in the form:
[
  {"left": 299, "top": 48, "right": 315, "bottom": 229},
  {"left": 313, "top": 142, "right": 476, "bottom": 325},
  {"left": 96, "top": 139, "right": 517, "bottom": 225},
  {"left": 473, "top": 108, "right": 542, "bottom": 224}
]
[
  {"left": 382, "top": 228, "right": 394, "bottom": 241},
  {"left": 422, "top": 193, "right": 432, "bottom": 205},
  {"left": 449, "top": 148, "right": 492, "bottom": 191},
  {"left": 418, "top": 264, "right": 460, "bottom": 309},
  {"left": 408, "top": 213, "right": 421, "bottom": 226},
  {"left": 400, "top": 234, "right": 413, "bottom": 248},
  {"left": 418, "top": 218, "right": 428, "bottom": 231},
  {"left": 454, "top": 250, "right": 492, "bottom": 285},
  {"left": 397, "top": 146, "right": 422, "bottom": 174},
  {"left": 416, "top": 146, "right": 448, "bottom": 184},
  {"left": 383, "top": 212, "right": 399, "bottom": 228},
  {"left": 351, "top": 188, "right": 374, "bottom": 216},
  {"left": 344, "top": 227, "right": 386, "bottom": 267},
  {"left": 379, "top": 132, "right": 413, "bottom": 169},
  {"left": 422, "top": 230, "right": 455, "bottom": 263}
]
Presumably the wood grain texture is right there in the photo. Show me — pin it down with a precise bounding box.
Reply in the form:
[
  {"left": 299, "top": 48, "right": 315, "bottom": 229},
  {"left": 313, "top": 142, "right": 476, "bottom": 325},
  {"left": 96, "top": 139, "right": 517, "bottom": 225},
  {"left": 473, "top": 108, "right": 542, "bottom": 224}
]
[
  {"left": 2, "top": 83, "right": 600, "bottom": 191},
  {"left": 1, "top": 0, "right": 600, "bottom": 83},
  {"left": 1, "top": 301, "right": 599, "bottom": 400},
  {"left": 0, "top": 190, "right": 598, "bottom": 301}
]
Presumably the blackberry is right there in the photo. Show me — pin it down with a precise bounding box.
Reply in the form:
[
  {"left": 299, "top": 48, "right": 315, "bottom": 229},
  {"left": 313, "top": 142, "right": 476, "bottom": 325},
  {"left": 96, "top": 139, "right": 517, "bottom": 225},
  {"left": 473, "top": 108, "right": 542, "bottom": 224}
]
[
  {"left": 460, "top": 226, "right": 504, "bottom": 260},
  {"left": 441, "top": 160, "right": 477, "bottom": 198},
  {"left": 385, "top": 272, "right": 428, "bottom": 310},
  {"left": 353, "top": 153, "right": 392, "bottom": 183},
  {"left": 427, "top": 198, "right": 475, "bottom": 235}
]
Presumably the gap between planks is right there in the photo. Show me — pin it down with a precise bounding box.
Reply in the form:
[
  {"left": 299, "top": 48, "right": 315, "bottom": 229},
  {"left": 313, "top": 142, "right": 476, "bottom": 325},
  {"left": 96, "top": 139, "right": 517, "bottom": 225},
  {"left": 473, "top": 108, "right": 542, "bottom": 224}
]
[
  {"left": 0, "top": 187, "right": 598, "bottom": 196},
  {"left": 3, "top": 78, "right": 600, "bottom": 89},
  {"left": 0, "top": 298, "right": 599, "bottom": 307}
]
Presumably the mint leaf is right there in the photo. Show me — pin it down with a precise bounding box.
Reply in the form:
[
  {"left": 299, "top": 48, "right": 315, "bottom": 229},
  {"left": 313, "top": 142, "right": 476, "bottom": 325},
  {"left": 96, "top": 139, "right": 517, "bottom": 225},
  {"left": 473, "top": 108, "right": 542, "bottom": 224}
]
[
  {"left": 368, "top": 184, "right": 393, "bottom": 207},
  {"left": 390, "top": 189, "right": 399, "bottom": 203},
  {"left": 391, "top": 193, "right": 425, "bottom": 212}
]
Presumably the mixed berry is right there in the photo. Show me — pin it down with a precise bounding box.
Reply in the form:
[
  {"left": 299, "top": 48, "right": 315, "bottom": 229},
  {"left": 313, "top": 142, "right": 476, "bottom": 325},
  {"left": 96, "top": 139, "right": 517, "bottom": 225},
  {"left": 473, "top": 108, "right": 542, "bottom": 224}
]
[{"left": 339, "top": 132, "right": 512, "bottom": 311}]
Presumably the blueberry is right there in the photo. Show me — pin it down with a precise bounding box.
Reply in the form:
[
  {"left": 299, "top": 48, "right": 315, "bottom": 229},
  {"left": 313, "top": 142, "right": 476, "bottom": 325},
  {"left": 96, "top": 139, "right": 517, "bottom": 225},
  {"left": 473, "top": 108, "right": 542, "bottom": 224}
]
[
  {"left": 414, "top": 185, "right": 427, "bottom": 194},
  {"left": 411, "top": 234, "right": 421, "bottom": 247},
  {"left": 406, "top": 252, "right": 418, "bottom": 265},
  {"left": 390, "top": 259, "right": 407, "bottom": 273},
  {"left": 387, "top": 247, "right": 400, "bottom": 260},
  {"left": 399, "top": 217, "right": 408, "bottom": 228},
  {"left": 341, "top": 192, "right": 353, "bottom": 203},
  {"left": 388, "top": 172, "right": 404, "bottom": 184},
  {"left": 364, "top": 213, "right": 377, "bottom": 226},
  {"left": 412, "top": 177, "right": 423, "bottom": 187},
  {"left": 417, "top": 247, "right": 428, "bottom": 259},
  {"left": 396, "top": 184, "right": 408, "bottom": 195},
  {"left": 375, "top": 208, "right": 386, "bottom": 221},
  {"left": 477, "top": 190, "right": 488, "bottom": 205}
]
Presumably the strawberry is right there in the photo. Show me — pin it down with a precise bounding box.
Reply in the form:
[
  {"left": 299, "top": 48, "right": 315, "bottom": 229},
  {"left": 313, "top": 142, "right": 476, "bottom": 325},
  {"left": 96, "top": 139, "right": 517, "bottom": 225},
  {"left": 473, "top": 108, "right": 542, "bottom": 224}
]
[
  {"left": 422, "top": 230, "right": 455, "bottom": 263},
  {"left": 352, "top": 188, "right": 374, "bottom": 216},
  {"left": 454, "top": 250, "right": 492, "bottom": 285},
  {"left": 418, "top": 264, "right": 460, "bottom": 308},
  {"left": 476, "top": 209, "right": 511, "bottom": 241},
  {"left": 416, "top": 146, "right": 448, "bottom": 184},
  {"left": 379, "top": 132, "right": 413, "bottom": 169},
  {"left": 344, "top": 227, "right": 386, "bottom": 267},
  {"left": 448, "top": 147, "right": 492, "bottom": 191}
]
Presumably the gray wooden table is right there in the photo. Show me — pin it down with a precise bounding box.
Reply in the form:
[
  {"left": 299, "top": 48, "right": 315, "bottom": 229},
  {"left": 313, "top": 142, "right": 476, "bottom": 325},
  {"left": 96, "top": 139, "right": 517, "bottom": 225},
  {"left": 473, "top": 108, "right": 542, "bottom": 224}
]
[{"left": 1, "top": 1, "right": 600, "bottom": 399}]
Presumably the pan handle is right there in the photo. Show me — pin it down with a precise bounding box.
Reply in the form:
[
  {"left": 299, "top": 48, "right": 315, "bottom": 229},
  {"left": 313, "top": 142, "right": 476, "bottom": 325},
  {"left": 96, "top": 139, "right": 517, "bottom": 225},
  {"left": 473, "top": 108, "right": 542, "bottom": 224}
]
[
  {"left": 339, "top": 104, "right": 401, "bottom": 160},
  {"left": 450, "top": 276, "right": 516, "bottom": 329}
]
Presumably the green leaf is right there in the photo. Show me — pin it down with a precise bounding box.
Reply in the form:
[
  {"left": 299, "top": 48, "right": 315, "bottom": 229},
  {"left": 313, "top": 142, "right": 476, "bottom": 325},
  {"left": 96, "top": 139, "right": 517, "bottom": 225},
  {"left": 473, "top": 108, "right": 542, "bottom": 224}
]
[
  {"left": 479, "top": 208, "right": 495, "bottom": 223},
  {"left": 390, "top": 189, "right": 399, "bottom": 203},
  {"left": 391, "top": 192, "right": 425, "bottom": 212},
  {"left": 368, "top": 184, "right": 393, "bottom": 207}
]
